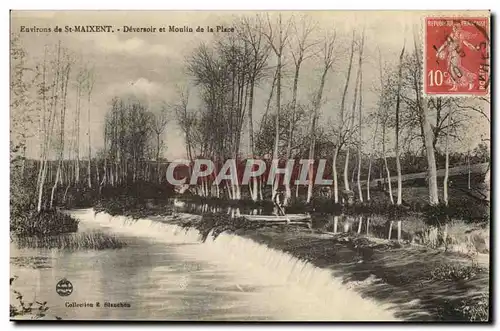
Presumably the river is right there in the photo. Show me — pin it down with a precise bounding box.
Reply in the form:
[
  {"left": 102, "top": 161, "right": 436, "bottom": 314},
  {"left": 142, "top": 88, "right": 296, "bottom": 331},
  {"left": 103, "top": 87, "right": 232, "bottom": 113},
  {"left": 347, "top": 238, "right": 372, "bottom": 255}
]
[{"left": 10, "top": 209, "right": 397, "bottom": 321}]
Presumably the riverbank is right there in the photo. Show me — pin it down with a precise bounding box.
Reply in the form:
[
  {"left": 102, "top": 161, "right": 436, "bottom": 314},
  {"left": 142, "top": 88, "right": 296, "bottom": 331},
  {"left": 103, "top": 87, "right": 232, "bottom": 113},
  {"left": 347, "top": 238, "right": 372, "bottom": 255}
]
[{"left": 84, "top": 208, "right": 489, "bottom": 322}]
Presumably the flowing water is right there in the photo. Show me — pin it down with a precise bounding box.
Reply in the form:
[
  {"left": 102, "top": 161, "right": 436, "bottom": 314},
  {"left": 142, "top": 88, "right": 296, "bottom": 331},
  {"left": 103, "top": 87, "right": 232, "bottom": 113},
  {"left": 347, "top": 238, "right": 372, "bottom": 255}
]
[{"left": 10, "top": 209, "right": 397, "bottom": 321}]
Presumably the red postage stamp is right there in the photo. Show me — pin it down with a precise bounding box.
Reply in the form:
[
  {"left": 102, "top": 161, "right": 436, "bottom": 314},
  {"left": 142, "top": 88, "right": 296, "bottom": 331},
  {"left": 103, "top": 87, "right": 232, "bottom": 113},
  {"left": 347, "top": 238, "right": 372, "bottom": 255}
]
[{"left": 425, "top": 17, "right": 490, "bottom": 96}]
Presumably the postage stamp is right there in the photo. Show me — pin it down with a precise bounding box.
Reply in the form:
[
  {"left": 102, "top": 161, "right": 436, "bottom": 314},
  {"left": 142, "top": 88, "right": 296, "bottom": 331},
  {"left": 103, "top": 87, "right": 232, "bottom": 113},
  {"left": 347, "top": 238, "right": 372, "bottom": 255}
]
[{"left": 424, "top": 16, "right": 490, "bottom": 96}]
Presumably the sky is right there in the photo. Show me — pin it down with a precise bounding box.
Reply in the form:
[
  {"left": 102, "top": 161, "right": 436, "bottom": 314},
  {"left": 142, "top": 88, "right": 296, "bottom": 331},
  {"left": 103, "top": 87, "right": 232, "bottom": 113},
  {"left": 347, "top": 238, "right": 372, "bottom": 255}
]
[{"left": 10, "top": 10, "right": 490, "bottom": 160}]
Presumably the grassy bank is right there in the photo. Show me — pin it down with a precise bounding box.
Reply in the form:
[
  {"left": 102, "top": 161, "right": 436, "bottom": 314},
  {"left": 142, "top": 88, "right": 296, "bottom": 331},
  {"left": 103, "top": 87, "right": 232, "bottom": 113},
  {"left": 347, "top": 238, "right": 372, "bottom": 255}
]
[{"left": 13, "top": 232, "right": 126, "bottom": 250}]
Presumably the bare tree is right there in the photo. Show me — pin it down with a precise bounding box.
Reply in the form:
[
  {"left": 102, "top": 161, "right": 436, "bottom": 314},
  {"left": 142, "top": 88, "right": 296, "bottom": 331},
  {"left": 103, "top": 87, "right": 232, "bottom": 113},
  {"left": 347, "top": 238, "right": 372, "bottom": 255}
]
[
  {"left": 366, "top": 112, "right": 379, "bottom": 201},
  {"left": 85, "top": 66, "right": 95, "bottom": 188},
  {"left": 73, "top": 66, "right": 86, "bottom": 184},
  {"left": 333, "top": 31, "right": 356, "bottom": 203},
  {"left": 285, "top": 14, "right": 318, "bottom": 204},
  {"left": 50, "top": 50, "right": 72, "bottom": 208},
  {"left": 151, "top": 103, "right": 169, "bottom": 183},
  {"left": 262, "top": 13, "right": 291, "bottom": 198},
  {"left": 356, "top": 29, "right": 365, "bottom": 203},
  {"left": 412, "top": 29, "right": 439, "bottom": 205},
  {"left": 37, "top": 42, "right": 62, "bottom": 211},
  {"left": 395, "top": 40, "right": 406, "bottom": 205},
  {"left": 238, "top": 16, "right": 271, "bottom": 201},
  {"left": 378, "top": 50, "right": 394, "bottom": 204},
  {"left": 344, "top": 35, "right": 362, "bottom": 194},
  {"left": 174, "top": 87, "right": 195, "bottom": 161},
  {"left": 258, "top": 67, "right": 278, "bottom": 140}
]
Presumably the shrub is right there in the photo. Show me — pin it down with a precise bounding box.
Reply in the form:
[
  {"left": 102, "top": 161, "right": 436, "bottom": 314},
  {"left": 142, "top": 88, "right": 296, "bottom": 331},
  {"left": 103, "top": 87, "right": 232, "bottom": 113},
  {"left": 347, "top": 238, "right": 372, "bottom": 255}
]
[
  {"left": 423, "top": 203, "right": 451, "bottom": 226},
  {"left": 308, "top": 198, "right": 342, "bottom": 214},
  {"left": 95, "top": 196, "right": 173, "bottom": 219},
  {"left": 10, "top": 276, "right": 59, "bottom": 320},
  {"left": 447, "top": 198, "right": 490, "bottom": 223},
  {"left": 430, "top": 262, "right": 486, "bottom": 281},
  {"left": 10, "top": 174, "right": 38, "bottom": 216},
  {"left": 455, "top": 293, "right": 489, "bottom": 322},
  {"left": 10, "top": 210, "right": 79, "bottom": 237},
  {"left": 61, "top": 185, "right": 99, "bottom": 209}
]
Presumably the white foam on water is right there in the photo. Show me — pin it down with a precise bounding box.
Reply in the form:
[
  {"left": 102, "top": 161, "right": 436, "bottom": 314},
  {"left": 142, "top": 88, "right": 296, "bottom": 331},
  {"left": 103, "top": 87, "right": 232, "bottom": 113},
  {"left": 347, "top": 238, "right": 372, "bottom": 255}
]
[{"left": 70, "top": 209, "right": 399, "bottom": 321}]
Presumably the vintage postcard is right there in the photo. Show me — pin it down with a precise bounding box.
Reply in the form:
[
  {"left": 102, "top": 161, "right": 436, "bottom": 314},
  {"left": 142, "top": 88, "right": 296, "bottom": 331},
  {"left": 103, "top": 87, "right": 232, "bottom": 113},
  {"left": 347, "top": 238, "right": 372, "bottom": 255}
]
[{"left": 10, "top": 10, "right": 491, "bottom": 322}]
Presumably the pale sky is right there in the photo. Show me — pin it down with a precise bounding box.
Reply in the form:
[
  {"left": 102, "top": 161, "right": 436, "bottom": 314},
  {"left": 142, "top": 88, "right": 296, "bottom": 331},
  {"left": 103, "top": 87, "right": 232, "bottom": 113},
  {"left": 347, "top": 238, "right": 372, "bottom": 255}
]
[{"left": 11, "top": 10, "right": 490, "bottom": 160}]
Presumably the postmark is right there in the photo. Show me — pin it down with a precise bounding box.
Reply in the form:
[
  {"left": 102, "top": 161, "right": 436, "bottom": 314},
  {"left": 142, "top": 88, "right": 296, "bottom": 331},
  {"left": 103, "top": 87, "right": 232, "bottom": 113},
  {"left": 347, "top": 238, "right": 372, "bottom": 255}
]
[{"left": 424, "top": 16, "right": 490, "bottom": 96}]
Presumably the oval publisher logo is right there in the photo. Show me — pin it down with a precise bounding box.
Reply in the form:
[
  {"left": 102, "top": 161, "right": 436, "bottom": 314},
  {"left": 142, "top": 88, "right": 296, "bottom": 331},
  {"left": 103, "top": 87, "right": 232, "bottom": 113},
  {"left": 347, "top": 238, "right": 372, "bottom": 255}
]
[{"left": 56, "top": 278, "right": 73, "bottom": 297}]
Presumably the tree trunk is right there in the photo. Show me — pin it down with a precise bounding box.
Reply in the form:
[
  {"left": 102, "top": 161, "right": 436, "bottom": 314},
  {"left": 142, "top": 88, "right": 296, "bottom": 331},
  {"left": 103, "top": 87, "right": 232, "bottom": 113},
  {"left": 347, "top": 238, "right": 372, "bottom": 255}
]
[
  {"left": 367, "top": 113, "right": 380, "bottom": 201},
  {"left": 413, "top": 32, "right": 439, "bottom": 205},
  {"left": 37, "top": 44, "right": 61, "bottom": 212},
  {"left": 307, "top": 56, "right": 330, "bottom": 203},
  {"left": 395, "top": 42, "right": 405, "bottom": 205},
  {"left": 356, "top": 31, "right": 365, "bottom": 203},
  {"left": 344, "top": 148, "right": 350, "bottom": 191},
  {"left": 248, "top": 80, "right": 255, "bottom": 158},
  {"left": 87, "top": 94, "right": 92, "bottom": 188},
  {"left": 345, "top": 56, "right": 361, "bottom": 193},
  {"left": 422, "top": 109, "right": 439, "bottom": 204},
  {"left": 75, "top": 80, "right": 81, "bottom": 184},
  {"left": 467, "top": 151, "right": 471, "bottom": 189},
  {"left": 332, "top": 147, "right": 339, "bottom": 203},
  {"left": 95, "top": 158, "right": 100, "bottom": 185},
  {"left": 366, "top": 158, "right": 372, "bottom": 201},
  {"left": 285, "top": 60, "right": 302, "bottom": 205},
  {"left": 258, "top": 176, "right": 263, "bottom": 201},
  {"left": 259, "top": 67, "right": 278, "bottom": 139},
  {"left": 382, "top": 125, "right": 394, "bottom": 204},
  {"left": 335, "top": 31, "right": 355, "bottom": 202},
  {"left": 443, "top": 114, "right": 451, "bottom": 205},
  {"left": 50, "top": 61, "right": 70, "bottom": 208},
  {"left": 272, "top": 54, "right": 282, "bottom": 198},
  {"left": 156, "top": 133, "right": 161, "bottom": 183},
  {"left": 50, "top": 166, "right": 61, "bottom": 209}
]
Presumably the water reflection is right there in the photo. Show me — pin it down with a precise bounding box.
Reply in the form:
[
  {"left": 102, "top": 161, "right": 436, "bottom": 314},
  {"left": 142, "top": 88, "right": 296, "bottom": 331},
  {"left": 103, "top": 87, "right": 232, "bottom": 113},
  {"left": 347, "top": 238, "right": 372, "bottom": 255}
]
[{"left": 171, "top": 199, "right": 413, "bottom": 242}]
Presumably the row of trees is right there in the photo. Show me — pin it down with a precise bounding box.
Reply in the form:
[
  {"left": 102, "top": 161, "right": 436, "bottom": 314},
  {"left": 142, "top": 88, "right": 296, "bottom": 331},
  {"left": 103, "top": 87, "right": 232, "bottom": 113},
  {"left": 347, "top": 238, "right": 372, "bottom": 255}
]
[
  {"left": 11, "top": 38, "right": 97, "bottom": 211},
  {"left": 102, "top": 97, "right": 169, "bottom": 185},
  {"left": 10, "top": 34, "right": 172, "bottom": 212},
  {"left": 174, "top": 14, "right": 490, "bottom": 206}
]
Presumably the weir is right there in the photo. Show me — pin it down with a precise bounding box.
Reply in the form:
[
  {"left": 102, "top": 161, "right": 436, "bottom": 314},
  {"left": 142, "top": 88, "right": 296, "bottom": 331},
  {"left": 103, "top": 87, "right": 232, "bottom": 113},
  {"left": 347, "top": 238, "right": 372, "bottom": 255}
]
[{"left": 70, "top": 209, "right": 399, "bottom": 321}]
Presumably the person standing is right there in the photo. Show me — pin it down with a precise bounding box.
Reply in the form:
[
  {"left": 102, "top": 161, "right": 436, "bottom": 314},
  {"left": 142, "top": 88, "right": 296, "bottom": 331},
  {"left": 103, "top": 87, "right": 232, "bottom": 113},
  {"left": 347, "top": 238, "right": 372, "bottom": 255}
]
[{"left": 273, "top": 187, "right": 285, "bottom": 216}]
